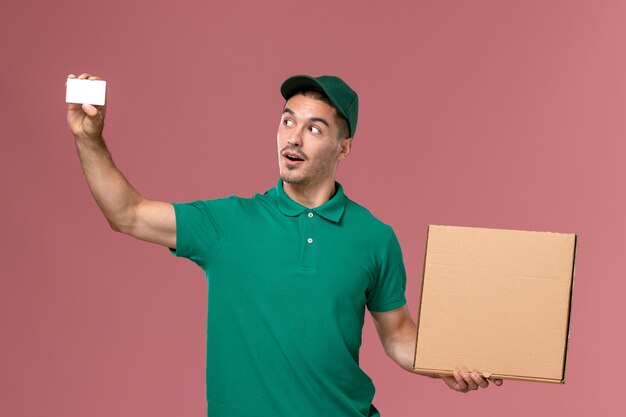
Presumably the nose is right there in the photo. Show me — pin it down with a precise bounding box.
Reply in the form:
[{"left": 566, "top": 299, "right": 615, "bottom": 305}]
[{"left": 287, "top": 127, "right": 304, "bottom": 147}]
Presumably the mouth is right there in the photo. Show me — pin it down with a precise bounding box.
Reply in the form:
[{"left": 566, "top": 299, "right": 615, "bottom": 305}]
[{"left": 281, "top": 149, "right": 306, "bottom": 164}]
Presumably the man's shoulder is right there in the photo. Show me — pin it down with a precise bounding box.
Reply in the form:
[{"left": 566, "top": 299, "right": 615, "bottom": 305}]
[
  {"left": 176, "top": 187, "right": 275, "bottom": 208},
  {"left": 343, "top": 196, "right": 395, "bottom": 235}
]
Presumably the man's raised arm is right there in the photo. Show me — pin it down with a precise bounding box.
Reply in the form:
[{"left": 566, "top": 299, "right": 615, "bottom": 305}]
[{"left": 67, "top": 73, "right": 176, "bottom": 249}]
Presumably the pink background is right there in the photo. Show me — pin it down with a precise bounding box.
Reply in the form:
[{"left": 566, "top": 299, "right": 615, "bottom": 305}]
[{"left": 1, "top": 1, "right": 624, "bottom": 416}]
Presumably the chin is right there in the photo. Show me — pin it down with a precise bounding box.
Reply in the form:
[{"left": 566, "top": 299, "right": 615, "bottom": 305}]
[{"left": 280, "top": 171, "right": 308, "bottom": 186}]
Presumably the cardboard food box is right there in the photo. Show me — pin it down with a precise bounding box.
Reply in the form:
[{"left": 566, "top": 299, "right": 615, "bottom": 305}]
[{"left": 413, "top": 225, "right": 577, "bottom": 383}]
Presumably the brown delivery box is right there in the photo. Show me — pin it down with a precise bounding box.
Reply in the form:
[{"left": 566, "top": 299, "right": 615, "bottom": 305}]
[{"left": 413, "top": 225, "right": 576, "bottom": 383}]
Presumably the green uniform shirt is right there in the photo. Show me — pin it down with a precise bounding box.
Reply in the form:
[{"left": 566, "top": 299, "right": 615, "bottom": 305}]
[{"left": 171, "top": 180, "right": 407, "bottom": 417}]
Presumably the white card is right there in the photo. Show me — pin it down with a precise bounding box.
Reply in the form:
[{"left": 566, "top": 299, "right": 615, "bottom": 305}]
[{"left": 65, "top": 78, "right": 107, "bottom": 105}]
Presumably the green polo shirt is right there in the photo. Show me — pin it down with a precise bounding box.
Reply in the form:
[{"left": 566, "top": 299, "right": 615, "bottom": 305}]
[{"left": 171, "top": 180, "right": 406, "bottom": 417}]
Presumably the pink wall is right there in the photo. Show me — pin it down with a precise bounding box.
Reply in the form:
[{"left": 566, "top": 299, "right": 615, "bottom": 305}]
[{"left": 1, "top": 1, "right": 624, "bottom": 416}]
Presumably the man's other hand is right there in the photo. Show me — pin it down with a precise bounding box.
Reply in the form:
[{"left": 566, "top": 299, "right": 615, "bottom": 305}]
[
  {"left": 442, "top": 369, "right": 503, "bottom": 393},
  {"left": 66, "top": 73, "right": 106, "bottom": 140}
]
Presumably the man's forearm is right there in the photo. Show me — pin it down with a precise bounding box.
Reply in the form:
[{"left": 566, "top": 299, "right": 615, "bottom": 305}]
[
  {"left": 382, "top": 326, "right": 418, "bottom": 373},
  {"left": 371, "top": 307, "right": 421, "bottom": 373},
  {"left": 75, "top": 136, "right": 142, "bottom": 232}
]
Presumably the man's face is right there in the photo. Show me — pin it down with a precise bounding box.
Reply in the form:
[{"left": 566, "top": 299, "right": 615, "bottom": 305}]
[{"left": 277, "top": 93, "right": 351, "bottom": 187}]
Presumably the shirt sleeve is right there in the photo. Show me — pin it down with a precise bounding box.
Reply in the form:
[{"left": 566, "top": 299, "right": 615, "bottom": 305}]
[
  {"left": 366, "top": 227, "right": 407, "bottom": 312},
  {"left": 169, "top": 197, "right": 238, "bottom": 269}
]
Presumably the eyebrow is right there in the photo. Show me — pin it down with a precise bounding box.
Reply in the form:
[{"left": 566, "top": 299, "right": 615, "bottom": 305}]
[{"left": 282, "top": 107, "right": 330, "bottom": 128}]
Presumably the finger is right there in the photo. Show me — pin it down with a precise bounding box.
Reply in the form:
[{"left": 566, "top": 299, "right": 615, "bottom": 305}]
[
  {"left": 82, "top": 104, "right": 98, "bottom": 117},
  {"left": 88, "top": 75, "right": 101, "bottom": 80},
  {"left": 78, "top": 73, "right": 91, "bottom": 79},
  {"left": 460, "top": 370, "right": 478, "bottom": 391},
  {"left": 453, "top": 370, "right": 468, "bottom": 392},
  {"left": 471, "top": 372, "right": 489, "bottom": 389},
  {"left": 442, "top": 375, "right": 459, "bottom": 391}
]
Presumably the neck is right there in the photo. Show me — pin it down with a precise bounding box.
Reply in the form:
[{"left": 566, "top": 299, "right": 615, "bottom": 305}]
[{"left": 282, "top": 179, "right": 336, "bottom": 208}]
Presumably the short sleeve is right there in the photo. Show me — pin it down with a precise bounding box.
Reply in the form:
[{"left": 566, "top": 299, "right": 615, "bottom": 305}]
[
  {"left": 169, "top": 197, "right": 238, "bottom": 269},
  {"left": 366, "top": 227, "right": 407, "bottom": 312}
]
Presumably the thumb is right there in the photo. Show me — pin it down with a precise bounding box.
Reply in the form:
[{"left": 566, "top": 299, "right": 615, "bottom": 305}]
[
  {"left": 82, "top": 104, "right": 98, "bottom": 117},
  {"left": 490, "top": 377, "right": 504, "bottom": 386}
]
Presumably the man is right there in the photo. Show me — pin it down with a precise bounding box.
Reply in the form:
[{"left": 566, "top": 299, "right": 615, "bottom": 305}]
[{"left": 67, "top": 72, "right": 501, "bottom": 417}]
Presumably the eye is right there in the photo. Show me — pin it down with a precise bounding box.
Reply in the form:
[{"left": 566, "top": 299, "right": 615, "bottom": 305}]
[
  {"left": 310, "top": 126, "right": 321, "bottom": 134},
  {"left": 282, "top": 118, "right": 294, "bottom": 127}
]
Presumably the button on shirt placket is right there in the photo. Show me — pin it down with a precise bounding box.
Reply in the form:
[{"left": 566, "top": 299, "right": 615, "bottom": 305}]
[{"left": 301, "top": 210, "right": 317, "bottom": 268}]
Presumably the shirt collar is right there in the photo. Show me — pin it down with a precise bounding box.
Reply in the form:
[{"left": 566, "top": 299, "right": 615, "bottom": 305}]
[{"left": 273, "top": 179, "right": 346, "bottom": 223}]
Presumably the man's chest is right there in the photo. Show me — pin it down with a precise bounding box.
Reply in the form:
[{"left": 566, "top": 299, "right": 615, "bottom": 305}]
[{"left": 207, "top": 213, "right": 377, "bottom": 308}]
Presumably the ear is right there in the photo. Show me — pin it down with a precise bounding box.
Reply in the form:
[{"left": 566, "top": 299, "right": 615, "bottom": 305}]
[{"left": 338, "top": 138, "right": 352, "bottom": 160}]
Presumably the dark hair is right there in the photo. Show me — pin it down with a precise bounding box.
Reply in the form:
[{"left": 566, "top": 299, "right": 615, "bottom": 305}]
[{"left": 294, "top": 89, "right": 351, "bottom": 140}]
